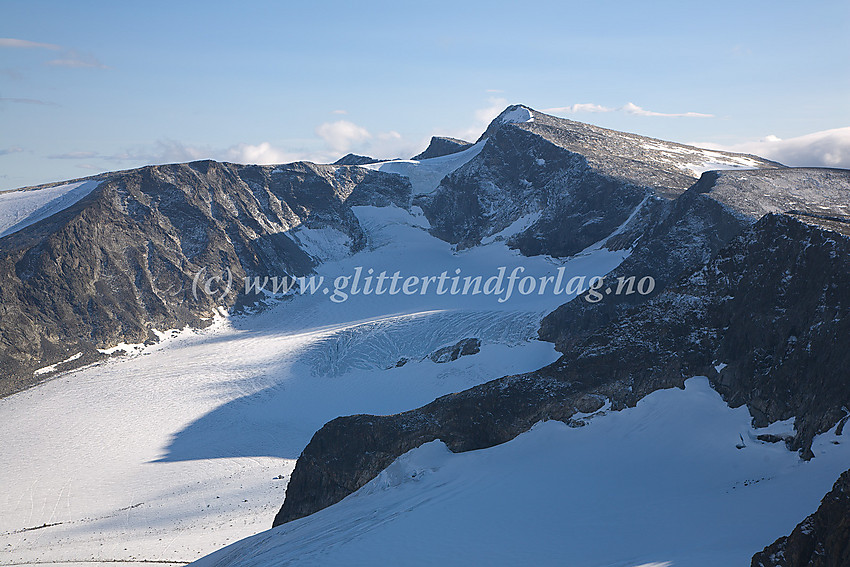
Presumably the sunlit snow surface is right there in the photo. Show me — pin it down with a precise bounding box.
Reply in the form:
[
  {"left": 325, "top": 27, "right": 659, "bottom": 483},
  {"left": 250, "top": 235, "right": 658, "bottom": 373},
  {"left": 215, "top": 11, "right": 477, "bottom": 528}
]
[
  {"left": 498, "top": 106, "right": 534, "bottom": 124},
  {"left": 0, "top": 179, "right": 101, "bottom": 238},
  {"left": 194, "top": 378, "right": 850, "bottom": 567},
  {"left": 0, "top": 197, "right": 627, "bottom": 564},
  {"left": 639, "top": 142, "right": 767, "bottom": 176},
  {"left": 363, "top": 140, "right": 485, "bottom": 195},
  {"left": 0, "top": 152, "right": 835, "bottom": 566}
]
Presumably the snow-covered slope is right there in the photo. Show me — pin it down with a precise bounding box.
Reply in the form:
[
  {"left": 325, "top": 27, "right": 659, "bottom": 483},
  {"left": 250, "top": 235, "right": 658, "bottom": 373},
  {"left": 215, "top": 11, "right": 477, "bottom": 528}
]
[
  {"left": 192, "top": 378, "right": 850, "bottom": 567},
  {"left": 639, "top": 141, "right": 767, "bottom": 176},
  {"left": 0, "top": 199, "right": 627, "bottom": 564},
  {"left": 363, "top": 140, "right": 485, "bottom": 195},
  {"left": 1, "top": 105, "right": 844, "bottom": 567},
  {"left": 0, "top": 179, "right": 100, "bottom": 238}
]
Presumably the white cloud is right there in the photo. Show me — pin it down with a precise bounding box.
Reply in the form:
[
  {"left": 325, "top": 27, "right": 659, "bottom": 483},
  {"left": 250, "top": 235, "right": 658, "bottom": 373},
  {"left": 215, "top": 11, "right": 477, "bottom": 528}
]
[
  {"left": 544, "top": 102, "right": 712, "bottom": 118},
  {"left": 46, "top": 50, "right": 107, "bottom": 69},
  {"left": 331, "top": 109, "right": 347, "bottom": 115},
  {"left": 107, "top": 140, "right": 313, "bottom": 166},
  {"left": 366, "top": 131, "right": 419, "bottom": 161},
  {"left": 48, "top": 151, "right": 98, "bottom": 159},
  {"left": 0, "top": 39, "right": 107, "bottom": 69},
  {"left": 0, "top": 146, "right": 23, "bottom": 156},
  {"left": 622, "top": 102, "right": 713, "bottom": 118},
  {"left": 224, "top": 142, "right": 305, "bottom": 165},
  {"left": 315, "top": 120, "right": 372, "bottom": 153},
  {"left": 130, "top": 140, "right": 211, "bottom": 163},
  {"left": 0, "top": 38, "right": 61, "bottom": 50},
  {"left": 41, "top": 119, "right": 425, "bottom": 171},
  {"left": 67, "top": 139, "right": 328, "bottom": 168},
  {"left": 440, "top": 97, "right": 510, "bottom": 143},
  {"left": 698, "top": 127, "right": 850, "bottom": 168},
  {"left": 544, "top": 103, "right": 614, "bottom": 114},
  {"left": 0, "top": 97, "right": 56, "bottom": 106},
  {"left": 311, "top": 120, "right": 416, "bottom": 161},
  {"left": 474, "top": 97, "right": 509, "bottom": 126}
]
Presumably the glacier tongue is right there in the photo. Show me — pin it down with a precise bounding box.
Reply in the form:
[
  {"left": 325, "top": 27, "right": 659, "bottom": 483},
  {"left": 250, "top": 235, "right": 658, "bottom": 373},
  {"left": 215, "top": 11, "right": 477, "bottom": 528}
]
[{"left": 0, "top": 202, "right": 627, "bottom": 564}]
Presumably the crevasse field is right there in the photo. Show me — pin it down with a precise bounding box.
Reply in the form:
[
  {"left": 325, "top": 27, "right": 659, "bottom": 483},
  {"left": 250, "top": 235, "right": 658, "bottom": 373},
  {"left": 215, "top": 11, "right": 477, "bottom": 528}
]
[{"left": 0, "top": 149, "right": 846, "bottom": 566}]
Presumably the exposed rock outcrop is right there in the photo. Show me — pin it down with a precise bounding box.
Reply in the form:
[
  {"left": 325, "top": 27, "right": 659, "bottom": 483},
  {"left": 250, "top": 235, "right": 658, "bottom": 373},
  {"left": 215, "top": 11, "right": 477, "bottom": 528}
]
[
  {"left": 752, "top": 469, "right": 850, "bottom": 567},
  {"left": 428, "top": 337, "right": 481, "bottom": 363},
  {"left": 539, "top": 168, "right": 850, "bottom": 351},
  {"left": 333, "top": 154, "right": 379, "bottom": 166},
  {"left": 412, "top": 136, "right": 473, "bottom": 160}
]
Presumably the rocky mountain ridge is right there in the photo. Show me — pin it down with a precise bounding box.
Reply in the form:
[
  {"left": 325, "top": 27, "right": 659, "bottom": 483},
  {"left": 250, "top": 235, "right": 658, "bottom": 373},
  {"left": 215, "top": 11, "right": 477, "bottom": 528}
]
[
  {"left": 0, "top": 160, "right": 410, "bottom": 395},
  {"left": 540, "top": 167, "right": 850, "bottom": 351},
  {"left": 3, "top": 105, "right": 849, "bottom": 562},
  {"left": 411, "top": 136, "right": 473, "bottom": 160},
  {"left": 274, "top": 210, "right": 850, "bottom": 525},
  {"left": 0, "top": 105, "right": 785, "bottom": 396}
]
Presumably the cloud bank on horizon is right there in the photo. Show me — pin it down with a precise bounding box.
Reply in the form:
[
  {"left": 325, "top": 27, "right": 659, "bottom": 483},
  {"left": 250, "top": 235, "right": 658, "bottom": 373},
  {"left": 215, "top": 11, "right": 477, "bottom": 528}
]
[
  {"left": 543, "top": 102, "right": 850, "bottom": 168},
  {"left": 544, "top": 102, "right": 714, "bottom": 119},
  {"left": 696, "top": 127, "right": 850, "bottom": 169}
]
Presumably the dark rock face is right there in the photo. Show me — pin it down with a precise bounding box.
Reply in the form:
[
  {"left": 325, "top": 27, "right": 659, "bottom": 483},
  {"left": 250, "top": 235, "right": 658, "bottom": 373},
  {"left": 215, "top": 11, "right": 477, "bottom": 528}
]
[
  {"left": 481, "top": 105, "right": 780, "bottom": 197},
  {"left": 0, "top": 160, "right": 410, "bottom": 396},
  {"left": 411, "top": 136, "right": 473, "bottom": 160},
  {"left": 429, "top": 337, "right": 481, "bottom": 363},
  {"left": 539, "top": 168, "right": 850, "bottom": 352},
  {"left": 752, "top": 469, "right": 850, "bottom": 567},
  {"left": 418, "top": 106, "right": 779, "bottom": 257},
  {"left": 418, "top": 125, "right": 650, "bottom": 255},
  {"left": 274, "top": 212, "right": 850, "bottom": 526},
  {"left": 546, "top": 213, "right": 850, "bottom": 456},
  {"left": 333, "top": 154, "right": 378, "bottom": 166}
]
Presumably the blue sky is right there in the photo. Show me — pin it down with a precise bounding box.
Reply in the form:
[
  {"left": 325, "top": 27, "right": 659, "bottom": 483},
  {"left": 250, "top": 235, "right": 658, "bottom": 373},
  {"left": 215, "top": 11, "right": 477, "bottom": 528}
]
[{"left": 1, "top": 0, "right": 848, "bottom": 190}]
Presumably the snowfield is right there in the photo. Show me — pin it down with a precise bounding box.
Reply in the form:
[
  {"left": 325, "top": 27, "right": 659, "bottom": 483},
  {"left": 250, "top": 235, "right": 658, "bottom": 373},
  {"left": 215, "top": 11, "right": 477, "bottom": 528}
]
[
  {"left": 0, "top": 179, "right": 101, "bottom": 238},
  {"left": 0, "top": 146, "right": 832, "bottom": 567},
  {"left": 499, "top": 106, "right": 534, "bottom": 124},
  {"left": 638, "top": 142, "right": 769, "bottom": 176},
  {"left": 363, "top": 140, "right": 485, "bottom": 195},
  {"left": 193, "top": 378, "right": 850, "bottom": 567},
  {"left": 0, "top": 195, "right": 626, "bottom": 564}
]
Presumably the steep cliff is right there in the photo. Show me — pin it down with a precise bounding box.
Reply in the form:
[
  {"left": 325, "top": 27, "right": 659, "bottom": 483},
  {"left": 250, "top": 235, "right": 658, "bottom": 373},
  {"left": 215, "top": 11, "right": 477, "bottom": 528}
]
[{"left": 0, "top": 160, "right": 410, "bottom": 395}]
